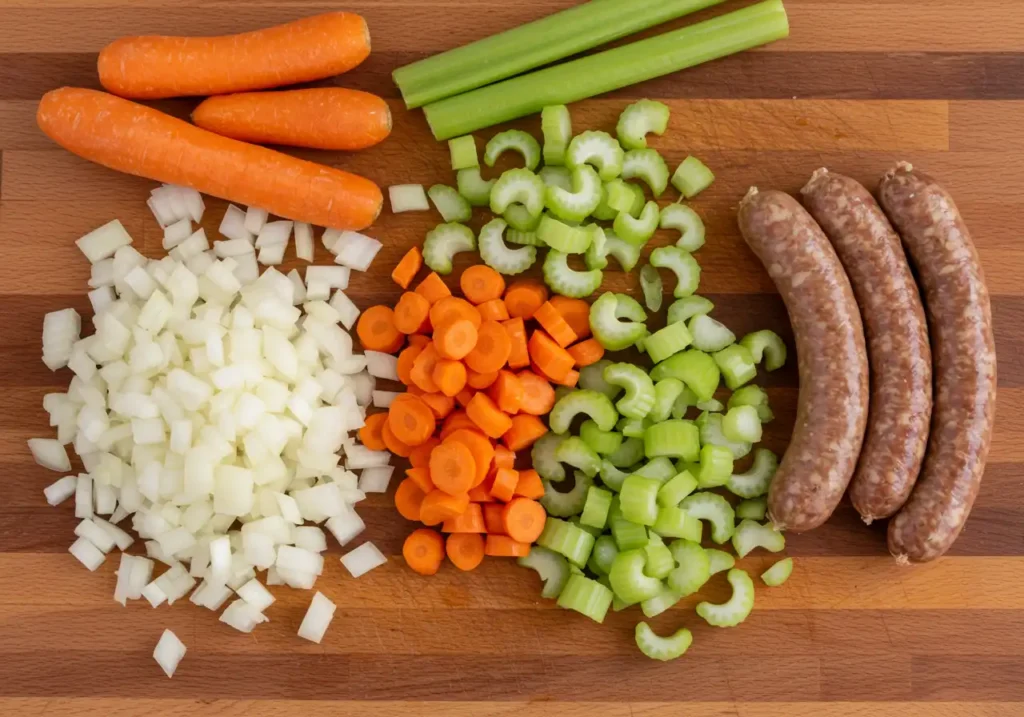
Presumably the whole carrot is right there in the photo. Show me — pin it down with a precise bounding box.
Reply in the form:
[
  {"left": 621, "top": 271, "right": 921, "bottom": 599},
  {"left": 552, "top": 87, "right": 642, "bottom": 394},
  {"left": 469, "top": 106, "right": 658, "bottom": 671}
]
[
  {"left": 37, "top": 88, "right": 382, "bottom": 230},
  {"left": 98, "top": 12, "right": 371, "bottom": 99},
  {"left": 193, "top": 88, "right": 392, "bottom": 151}
]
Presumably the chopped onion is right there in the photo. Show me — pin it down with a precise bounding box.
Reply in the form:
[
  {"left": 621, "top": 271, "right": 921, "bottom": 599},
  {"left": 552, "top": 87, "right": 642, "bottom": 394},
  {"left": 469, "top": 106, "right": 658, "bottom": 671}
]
[
  {"left": 162, "top": 218, "right": 193, "bottom": 250},
  {"left": 44, "top": 475, "right": 78, "bottom": 505},
  {"left": 329, "top": 290, "right": 360, "bottom": 330},
  {"left": 294, "top": 222, "right": 314, "bottom": 262},
  {"left": 256, "top": 220, "right": 292, "bottom": 248},
  {"left": 74, "top": 475, "right": 94, "bottom": 519},
  {"left": 297, "top": 591, "right": 336, "bottom": 643},
  {"left": 74, "top": 518, "right": 116, "bottom": 553},
  {"left": 345, "top": 445, "right": 390, "bottom": 470},
  {"left": 371, "top": 390, "right": 400, "bottom": 408},
  {"left": 365, "top": 351, "right": 400, "bottom": 381},
  {"left": 331, "top": 231, "right": 382, "bottom": 272},
  {"left": 76, "top": 220, "right": 133, "bottom": 263},
  {"left": 358, "top": 466, "right": 394, "bottom": 494},
  {"left": 325, "top": 508, "right": 365, "bottom": 547},
  {"left": 94, "top": 516, "right": 134, "bottom": 550},
  {"left": 190, "top": 579, "right": 233, "bottom": 610},
  {"left": 215, "top": 238, "right": 257, "bottom": 259},
  {"left": 292, "top": 526, "right": 328, "bottom": 553},
  {"left": 27, "top": 438, "right": 71, "bottom": 472},
  {"left": 306, "top": 265, "right": 350, "bottom": 290},
  {"left": 153, "top": 629, "right": 187, "bottom": 678},
  {"left": 389, "top": 184, "right": 430, "bottom": 213},
  {"left": 220, "top": 599, "right": 268, "bottom": 633},
  {"left": 219, "top": 205, "right": 253, "bottom": 243},
  {"left": 340, "top": 541, "right": 387, "bottom": 578},
  {"left": 236, "top": 578, "right": 275, "bottom": 612},
  {"left": 243, "top": 206, "right": 269, "bottom": 235},
  {"left": 69, "top": 536, "right": 105, "bottom": 571}
]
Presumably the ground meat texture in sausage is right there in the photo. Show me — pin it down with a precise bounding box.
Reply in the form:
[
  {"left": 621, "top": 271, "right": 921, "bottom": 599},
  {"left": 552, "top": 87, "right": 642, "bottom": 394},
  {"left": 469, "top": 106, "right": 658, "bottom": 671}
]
[
  {"left": 801, "top": 168, "right": 932, "bottom": 523},
  {"left": 878, "top": 162, "right": 996, "bottom": 563},
  {"left": 738, "top": 188, "right": 869, "bottom": 532}
]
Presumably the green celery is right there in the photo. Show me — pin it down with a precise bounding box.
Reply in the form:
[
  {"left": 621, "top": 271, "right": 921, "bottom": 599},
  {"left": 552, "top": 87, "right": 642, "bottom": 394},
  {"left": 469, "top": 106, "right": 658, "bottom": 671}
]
[{"left": 557, "top": 573, "right": 614, "bottom": 622}]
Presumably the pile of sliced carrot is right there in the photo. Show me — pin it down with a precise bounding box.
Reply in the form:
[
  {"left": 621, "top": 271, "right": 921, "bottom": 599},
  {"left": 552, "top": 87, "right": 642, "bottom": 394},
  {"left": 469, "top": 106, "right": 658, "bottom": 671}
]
[{"left": 356, "top": 259, "right": 607, "bottom": 575}]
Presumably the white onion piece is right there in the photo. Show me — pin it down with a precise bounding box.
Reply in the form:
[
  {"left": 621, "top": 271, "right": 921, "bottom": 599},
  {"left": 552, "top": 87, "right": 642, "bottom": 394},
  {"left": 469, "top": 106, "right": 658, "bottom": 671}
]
[
  {"left": 236, "top": 578, "right": 275, "bottom": 612},
  {"left": 220, "top": 599, "right": 267, "bottom": 633},
  {"left": 331, "top": 231, "right": 382, "bottom": 272},
  {"left": 153, "top": 629, "right": 187, "bottom": 678},
  {"left": 44, "top": 475, "right": 78, "bottom": 505},
  {"left": 77, "top": 220, "right": 133, "bottom": 263},
  {"left": 345, "top": 445, "right": 390, "bottom": 470},
  {"left": 389, "top": 184, "right": 430, "bottom": 214},
  {"left": 364, "top": 351, "right": 399, "bottom": 381},
  {"left": 371, "top": 390, "right": 400, "bottom": 409},
  {"left": 358, "top": 466, "right": 394, "bottom": 494},
  {"left": 325, "top": 508, "right": 365, "bottom": 547},
  {"left": 294, "top": 222, "right": 314, "bottom": 262},
  {"left": 255, "top": 220, "right": 292, "bottom": 248},
  {"left": 69, "top": 536, "right": 105, "bottom": 571},
  {"left": 306, "top": 265, "right": 350, "bottom": 291},
  {"left": 95, "top": 516, "right": 134, "bottom": 550},
  {"left": 74, "top": 518, "right": 116, "bottom": 553},
  {"left": 297, "top": 591, "right": 336, "bottom": 643},
  {"left": 243, "top": 206, "right": 269, "bottom": 235},
  {"left": 142, "top": 580, "right": 167, "bottom": 608},
  {"left": 257, "top": 243, "right": 287, "bottom": 266},
  {"left": 219, "top": 205, "right": 253, "bottom": 243},
  {"left": 293, "top": 526, "right": 328, "bottom": 553},
  {"left": 340, "top": 541, "right": 387, "bottom": 578},
  {"left": 27, "top": 438, "right": 72, "bottom": 472},
  {"left": 329, "top": 290, "right": 360, "bottom": 330},
  {"left": 162, "top": 218, "right": 193, "bottom": 250},
  {"left": 74, "top": 475, "right": 94, "bottom": 519},
  {"left": 190, "top": 579, "right": 233, "bottom": 611}
]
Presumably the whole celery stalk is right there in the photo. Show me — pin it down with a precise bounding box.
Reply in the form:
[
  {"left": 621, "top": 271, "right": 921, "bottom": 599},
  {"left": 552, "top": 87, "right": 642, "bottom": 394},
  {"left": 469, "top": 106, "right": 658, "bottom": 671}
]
[{"left": 424, "top": 0, "right": 790, "bottom": 140}]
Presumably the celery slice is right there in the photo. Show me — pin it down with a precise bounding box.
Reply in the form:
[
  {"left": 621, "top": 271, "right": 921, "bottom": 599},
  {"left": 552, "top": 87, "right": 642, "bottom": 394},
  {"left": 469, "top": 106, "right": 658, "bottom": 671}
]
[
  {"left": 580, "top": 486, "right": 614, "bottom": 530},
  {"left": 698, "top": 412, "right": 752, "bottom": 460},
  {"left": 643, "top": 540, "right": 676, "bottom": 580},
  {"left": 490, "top": 168, "right": 545, "bottom": 217},
  {"left": 651, "top": 349, "right": 720, "bottom": 402},
  {"left": 671, "top": 386, "right": 699, "bottom": 419},
  {"left": 644, "top": 420, "right": 700, "bottom": 462},
  {"left": 761, "top": 557, "right": 794, "bottom": 587},
  {"left": 631, "top": 457, "right": 678, "bottom": 483},
  {"left": 579, "top": 359, "right": 621, "bottom": 399},
  {"left": 609, "top": 549, "right": 662, "bottom": 603},
  {"left": 606, "top": 179, "right": 641, "bottom": 216},
  {"left": 567, "top": 131, "right": 624, "bottom": 181},
  {"left": 668, "top": 295, "right": 714, "bottom": 325},
  {"left": 589, "top": 293, "right": 648, "bottom": 351},
  {"left": 728, "top": 385, "right": 774, "bottom": 423},
  {"left": 549, "top": 389, "right": 618, "bottom": 434},
  {"left": 457, "top": 168, "right": 496, "bottom": 207},
  {"left": 617, "top": 416, "right": 649, "bottom": 439},
  {"left": 657, "top": 470, "right": 698, "bottom": 507},
  {"left": 484, "top": 129, "right": 541, "bottom": 171},
  {"left": 532, "top": 432, "right": 567, "bottom": 482},
  {"left": 682, "top": 492, "right": 736, "bottom": 544},
  {"left": 504, "top": 203, "right": 542, "bottom": 232},
  {"left": 640, "top": 264, "right": 664, "bottom": 313},
  {"left": 732, "top": 518, "right": 785, "bottom": 558},
  {"left": 706, "top": 548, "right": 736, "bottom": 576},
  {"left": 507, "top": 229, "right": 544, "bottom": 247},
  {"left": 640, "top": 585, "right": 683, "bottom": 619},
  {"left": 428, "top": 184, "right": 472, "bottom": 223},
  {"left": 635, "top": 622, "right": 693, "bottom": 661},
  {"left": 651, "top": 504, "right": 702, "bottom": 541},
  {"left": 697, "top": 398, "right": 725, "bottom": 412},
  {"left": 622, "top": 149, "right": 670, "bottom": 197},
  {"left": 544, "top": 516, "right": 597, "bottom": 566},
  {"left": 537, "top": 215, "right": 592, "bottom": 253},
  {"left": 667, "top": 538, "right": 711, "bottom": 596},
  {"left": 580, "top": 419, "right": 624, "bottom": 455},
  {"left": 602, "top": 230, "right": 644, "bottom": 272},
  {"left": 571, "top": 515, "right": 602, "bottom": 538},
  {"left": 672, "top": 155, "right": 715, "bottom": 198},
  {"left": 599, "top": 461, "right": 632, "bottom": 492},
  {"left": 722, "top": 405, "right": 762, "bottom": 443},
  {"left": 422, "top": 222, "right": 476, "bottom": 275},
  {"left": 591, "top": 183, "right": 619, "bottom": 222},
  {"left": 645, "top": 322, "right": 693, "bottom": 365},
  {"left": 557, "top": 573, "right": 613, "bottom": 622},
  {"left": 543, "top": 250, "right": 603, "bottom": 298},
  {"left": 611, "top": 516, "right": 649, "bottom": 553},
  {"left": 479, "top": 218, "right": 537, "bottom": 275},
  {"left": 542, "top": 471, "right": 594, "bottom": 519},
  {"left": 606, "top": 437, "right": 645, "bottom": 468},
  {"left": 541, "top": 105, "right": 573, "bottom": 166},
  {"left": 697, "top": 444, "right": 734, "bottom": 489},
  {"left": 555, "top": 439, "right": 602, "bottom": 478},
  {"left": 539, "top": 166, "right": 573, "bottom": 192},
  {"left": 518, "top": 545, "right": 570, "bottom": 599},
  {"left": 620, "top": 475, "right": 660, "bottom": 526},
  {"left": 603, "top": 363, "right": 656, "bottom": 419},
  {"left": 660, "top": 203, "right": 706, "bottom": 252},
  {"left": 736, "top": 497, "right": 768, "bottom": 520},
  {"left": 449, "top": 135, "right": 478, "bottom": 170},
  {"left": 617, "top": 99, "right": 670, "bottom": 150},
  {"left": 589, "top": 535, "right": 619, "bottom": 575},
  {"left": 584, "top": 224, "right": 609, "bottom": 270},
  {"left": 545, "top": 165, "right": 603, "bottom": 223},
  {"left": 649, "top": 378, "right": 685, "bottom": 422},
  {"left": 613, "top": 201, "right": 660, "bottom": 245},
  {"left": 740, "top": 329, "right": 788, "bottom": 371},
  {"left": 689, "top": 314, "right": 736, "bottom": 353},
  {"left": 650, "top": 245, "right": 701, "bottom": 298},
  {"left": 696, "top": 568, "right": 754, "bottom": 627},
  {"left": 554, "top": 386, "right": 577, "bottom": 404},
  {"left": 713, "top": 344, "right": 757, "bottom": 390}
]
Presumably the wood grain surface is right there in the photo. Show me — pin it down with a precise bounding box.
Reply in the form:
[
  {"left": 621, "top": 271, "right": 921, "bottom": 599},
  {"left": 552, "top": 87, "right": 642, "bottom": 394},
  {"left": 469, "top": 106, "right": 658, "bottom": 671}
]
[{"left": 1, "top": 0, "right": 1021, "bottom": 715}]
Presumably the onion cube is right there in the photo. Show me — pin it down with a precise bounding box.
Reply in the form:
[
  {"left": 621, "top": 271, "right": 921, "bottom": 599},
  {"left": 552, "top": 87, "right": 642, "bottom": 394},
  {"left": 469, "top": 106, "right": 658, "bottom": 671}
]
[
  {"left": 153, "top": 629, "right": 187, "bottom": 678},
  {"left": 27, "top": 438, "right": 71, "bottom": 472},
  {"left": 340, "top": 541, "right": 387, "bottom": 578},
  {"left": 236, "top": 578, "right": 275, "bottom": 612},
  {"left": 76, "top": 220, "right": 133, "bottom": 263},
  {"left": 297, "top": 591, "right": 336, "bottom": 644},
  {"left": 69, "top": 536, "right": 105, "bottom": 571}
]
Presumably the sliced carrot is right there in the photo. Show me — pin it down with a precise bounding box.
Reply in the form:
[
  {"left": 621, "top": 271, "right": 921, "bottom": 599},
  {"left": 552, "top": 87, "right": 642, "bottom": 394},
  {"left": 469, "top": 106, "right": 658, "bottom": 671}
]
[
  {"left": 433, "top": 318, "right": 478, "bottom": 361},
  {"left": 403, "top": 528, "right": 445, "bottom": 576},
  {"left": 420, "top": 392, "right": 455, "bottom": 420},
  {"left": 488, "top": 370, "right": 523, "bottom": 415},
  {"left": 566, "top": 337, "right": 605, "bottom": 367},
  {"left": 381, "top": 419, "right": 413, "bottom": 457},
  {"left": 446, "top": 533, "right": 486, "bottom": 571},
  {"left": 469, "top": 478, "right": 496, "bottom": 503},
  {"left": 429, "top": 296, "right": 482, "bottom": 331},
  {"left": 549, "top": 296, "right": 592, "bottom": 339},
  {"left": 414, "top": 271, "right": 452, "bottom": 305},
  {"left": 392, "top": 246, "right": 423, "bottom": 289},
  {"left": 406, "top": 384, "right": 425, "bottom": 396},
  {"left": 516, "top": 371, "right": 556, "bottom": 416},
  {"left": 408, "top": 334, "right": 431, "bottom": 349},
  {"left": 442, "top": 504, "right": 486, "bottom": 533},
  {"left": 410, "top": 343, "right": 441, "bottom": 393},
  {"left": 466, "top": 392, "right": 514, "bottom": 440},
  {"left": 430, "top": 440, "right": 477, "bottom": 496},
  {"left": 464, "top": 320, "right": 512, "bottom": 374},
  {"left": 503, "top": 413, "right": 549, "bottom": 452},
  {"left": 527, "top": 330, "right": 574, "bottom": 382},
  {"left": 387, "top": 394, "right": 436, "bottom": 446},
  {"left": 502, "top": 497, "right": 547, "bottom": 544},
  {"left": 552, "top": 369, "right": 580, "bottom": 388},
  {"left": 493, "top": 445, "right": 516, "bottom": 470},
  {"left": 358, "top": 412, "right": 388, "bottom": 451},
  {"left": 394, "top": 291, "right": 431, "bottom": 335},
  {"left": 419, "top": 489, "right": 470, "bottom": 526},
  {"left": 490, "top": 467, "right": 519, "bottom": 502},
  {"left": 396, "top": 344, "right": 423, "bottom": 385},
  {"left": 432, "top": 359, "right": 468, "bottom": 398},
  {"left": 502, "top": 317, "right": 530, "bottom": 370},
  {"left": 356, "top": 305, "right": 403, "bottom": 352},
  {"left": 466, "top": 368, "right": 500, "bottom": 390},
  {"left": 484, "top": 534, "right": 531, "bottom": 558},
  {"left": 440, "top": 410, "right": 476, "bottom": 440},
  {"left": 483, "top": 503, "right": 506, "bottom": 533},
  {"left": 503, "top": 279, "right": 548, "bottom": 320},
  {"left": 406, "top": 466, "right": 435, "bottom": 494},
  {"left": 533, "top": 301, "right": 578, "bottom": 348},
  {"left": 460, "top": 265, "right": 506, "bottom": 305},
  {"left": 394, "top": 479, "right": 425, "bottom": 522},
  {"left": 409, "top": 436, "right": 440, "bottom": 469},
  {"left": 477, "top": 298, "right": 510, "bottom": 322},
  {"left": 514, "top": 469, "right": 545, "bottom": 499},
  {"left": 455, "top": 387, "right": 477, "bottom": 409},
  {"left": 445, "top": 428, "right": 495, "bottom": 488}
]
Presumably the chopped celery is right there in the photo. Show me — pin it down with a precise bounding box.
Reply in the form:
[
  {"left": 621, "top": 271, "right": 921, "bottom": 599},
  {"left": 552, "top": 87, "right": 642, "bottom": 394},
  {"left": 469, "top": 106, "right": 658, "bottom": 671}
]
[
  {"left": 603, "top": 230, "right": 644, "bottom": 272},
  {"left": 668, "top": 295, "right": 714, "bottom": 325},
  {"left": 736, "top": 497, "right": 768, "bottom": 520},
  {"left": 706, "top": 548, "right": 736, "bottom": 575},
  {"left": 660, "top": 203, "right": 706, "bottom": 252},
  {"left": 490, "top": 168, "right": 545, "bottom": 217},
  {"left": 651, "top": 504, "right": 702, "bottom": 541},
  {"left": 428, "top": 184, "right": 473, "bottom": 223},
  {"left": 631, "top": 457, "right": 678, "bottom": 483},
  {"left": 658, "top": 470, "right": 698, "bottom": 507},
  {"left": 761, "top": 557, "right": 794, "bottom": 587},
  {"left": 617, "top": 416, "right": 649, "bottom": 439},
  {"left": 504, "top": 203, "right": 542, "bottom": 232},
  {"left": 611, "top": 515, "right": 649, "bottom": 552},
  {"left": 590, "top": 293, "right": 647, "bottom": 351},
  {"left": 713, "top": 344, "right": 757, "bottom": 390},
  {"left": 609, "top": 549, "right": 662, "bottom": 603},
  {"left": 589, "top": 535, "right": 619, "bottom": 575},
  {"left": 542, "top": 471, "right": 595, "bottom": 519},
  {"left": 697, "top": 398, "right": 724, "bottom": 412},
  {"left": 557, "top": 573, "right": 613, "bottom": 622},
  {"left": 579, "top": 359, "right": 621, "bottom": 399},
  {"left": 518, "top": 545, "right": 570, "bottom": 599},
  {"left": 580, "top": 486, "right": 614, "bottom": 529},
  {"left": 556, "top": 440, "right": 601, "bottom": 478},
  {"left": 613, "top": 200, "right": 660, "bottom": 245},
  {"left": 732, "top": 518, "right": 785, "bottom": 558},
  {"left": 606, "top": 437, "right": 645, "bottom": 469},
  {"left": 584, "top": 224, "right": 609, "bottom": 270},
  {"left": 728, "top": 386, "right": 773, "bottom": 425},
  {"left": 650, "top": 378, "right": 686, "bottom": 422},
  {"left": 545, "top": 165, "right": 602, "bottom": 223},
  {"left": 667, "top": 538, "right": 710, "bottom": 596},
  {"left": 591, "top": 183, "right": 619, "bottom": 222},
  {"left": 697, "top": 568, "right": 754, "bottom": 627},
  {"left": 571, "top": 515, "right": 603, "bottom": 538},
  {"left": 539, "top": 166, "right": 573, "bottom": 191},
  {"left": 651, "top": 349, "right": 720, "bottom": 402},
  {"left": 541, "top": 512, "right": 596, "bottom": 564},
  {"left": 537, "top": 517, "right": 568, "bottom": 548},
  {"left": 622, "top": 149, "right": 670, "bottom": 197},
  {"left": 449, "top": 135, "right": 478, "bottom": 170},
  {"left": 599, "top": 461, "right": 632, "bottom": 492},
  {"left": 507, "top": 228, "right": 544, "bottom": 247},
  {"left": 620, "top": 475, "right": 660, "bottom": 526},
  {"left": 543, "top": 250, "right": 603, "bottom": 298},
  {"left": 650, "top": 245, "right": 701, "bottom": 298},
  {"left": 549, "top": 389, "right": 618, "bottom": 434},
  {"left": 697, "top": 444, "right": 734, "bottom": 489},
  {"left": 741, "top": 330, "right": 788, "bottom": 371},
  {"left": 640, "top": 265, "right": 664, "bottom": 313},
  {"left": 537, "top": 215, "right": 592, "bottom": 253},
  {"left": 682, "top": 492, "right": 736, "bottom": 544},
  {"left": 554, "top": 386, "right": 577, "bottom": 403},
  {"left": 644, "top": 420, "right": 700, "bottom": 462},
  {"left": 484, "top": 129, "right": 541, "bottom": 170},
  {"left": 689, "top": 314, "right": 736, "bottom": 353},
  {"left": 457, "top": 168, "right": 496, "bottom": 207},
  {"left": 640, "top": 584, "right": 682, "bottom": 619},
  {"left": 422, "top": 222, "right": 476, "bottom": 275},
  {"left": 671, "top": 386, "right": 699, "bottom": 419},
  {"left": 580, "top": 420, "right": 624, "bottom": 455},
  {"left": 570, "top": 564, "right": 585, "bottom": 576},
  {"left": 479, "top": 217, "right": 537, "bottom": 275},
  {"left": 566, "top": 130, "right": 624, "bottom": 181},
  {"left": 722, "top": 405, "right": 762, "bottom": 443},
  {"left": 672, "top": 155, "right": 715, "bottom": 198},
  {"left": 635, "top": 622, "right": 693, "bottom": 661},
  {"left": 645, "top": 322, "right": 693, "bottom": 365},
  {"left": 617, "top": 99, "right": 670, "bottom": 150},
  {"left": 698, "top": 413, "right": 752, "bottom": 460},
  {"left": 605, "top": 179, "right": 637, "bottom": 215},
  {"left": 644, "top": 538, "right": 675, "bottom": 580},
  {"left": 541, "top": 105, "right": 572, "bottom": 166},
  {"left": 604, "top": 363, "right": 656, "bottom": 419},
  {"left": 532, "top": 432, "right": 567, "bottom": 482}
]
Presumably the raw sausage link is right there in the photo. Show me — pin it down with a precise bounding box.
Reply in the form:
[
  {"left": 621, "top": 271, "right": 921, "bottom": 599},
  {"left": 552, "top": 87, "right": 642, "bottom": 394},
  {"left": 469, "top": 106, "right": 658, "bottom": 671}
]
[
  {"left": 738, "top": 188, "right": 869, "bottom": 532},
  {"left": 801, "top": 168, "right": 932, "bottom": 522},
  {"left": 878, "top": 163, "right": 996, "bottom": 563}
]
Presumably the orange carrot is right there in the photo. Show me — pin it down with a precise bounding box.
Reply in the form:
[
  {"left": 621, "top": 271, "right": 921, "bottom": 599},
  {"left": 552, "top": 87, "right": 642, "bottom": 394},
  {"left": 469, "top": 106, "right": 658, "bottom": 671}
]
[
  {"left": 392, "top": 246, "right": 423, "bottom": 289},
  {"left": 466, "top": 393, "right": 514, "bottom": 439},
  {"left": 514, "top": 469, "right": 545, "bottom": 499},
  {"left": 466, "top": 368, "right": 500, "bottom": 390},
  {"left": 394, "top": 291, "right": 431, "bottom": 335},
  {"left": 484, "top": 534, "right": 531, "bottom": 558},
  {"left": 410, "top": 343, "right": 441, "bottom": 393},
  {"left": 395, "top": 479, "right": 426, "bottom": 522},
  {"left": 490, "top": 467, "right": 519, "bottom": 502},
  {"left": 420, "top": 490, "right": 470, "bottom": 526},
  {"left": 419, "top": 392, "right": 455, "bottom": 420},
  {"left": 445, "top": 428, "right": 495, "bottom": 488},
  {"left": 493, "top": 445, "right": 516, "bottom": 470},
  {"left": 415, "top": 272, "right": 452, "bottom": 305},
  {"left": 502, "top": 317, "right": 530, "bottom": 369},
  {"left": 440, "top": 410, "right": 476, "bottom": 440},
  {"left": 465, "top": 321, "right": 512, "bottom": 374},
  {"left": 442, "top": 504, "right": 486, "bottom": 534},
  {"left": 357, "top": 305, "right": 404, "bottom": 352},
  {"left": 460, "top": 265, "right": 506, "bottom": 304},
  {"left": 468, "top": 482, "right": 495, "bottom": 503},
  {"left": 489, "top": 370, "right": 523, "bottom": 414},
  {"left": 358, "top": 412, "right": 388, "bottom": 451},
  {"left": 446, "top": 533, "right": 486, "bottom": 571},
  {"left": 549, "top": 296, "right": 592, "bottom": 339},
  {"left": 503, "top": 414, "right": 548, "bottom": 452},
  {"left": 477, "top": 298, "right": 511, "bottom": 322},
  {"left": 408, "top": 334, "right": 431, "bottom": 349},
  {"left": 502, "top": 498, "right": 547, "bottom": 544},
  {"left": 455, "top": 387, "right": 477, "bottom": 409},
  {"left": 528, "top": 330, "right": 575, "bottom": 382},
  {"left": 396, "top": 344, "right": 423, "bottom": 386},
  {"left": 483, "top": 503, "right": 506, "bottom": 533},
  {"left": 406, "top": 466, "right": 435, "bottom": 495},
  {"left": 433, "top": 318, "right": 478, "bottom": 361},
  {"left": 404, "top": 528, "right": 445, "bottom": 575},
  {"left": 409, "top": 436, "right": 440, "bottom": 469},
  {"left": 429, "top": 440, "right": 477, "bottom": 495},
  {"left": 388, "top": 394, "right": 436, "bottom": 446},
  {"left": 534, "top": 363, "right": 580, "bottom": 388},
  {"left": 37, "top": 88, "right": 380, "bottom": 231},
  {"left": 566, "top": 338, "right": 606, "bottom": 367},
  {"left": 533, "top": 301, "right": 578, "bottom": 348},
  {"left": 433, "top": 359, "right": 468, "bottom": 398},
  {"left": 503, "top": 279, "right": 548, "bottom": 320},
  {"left": 99, "top": 13, "right": 371, "bottom": 100},
  {"left": 516, "top": 371, "right": 556, "bottom": 416},
  {"left": 429, "top": 296, "right": 482, "bottom": 331},
  {"left": 382, "top": 419, "right": 413, "bottom": 458}
]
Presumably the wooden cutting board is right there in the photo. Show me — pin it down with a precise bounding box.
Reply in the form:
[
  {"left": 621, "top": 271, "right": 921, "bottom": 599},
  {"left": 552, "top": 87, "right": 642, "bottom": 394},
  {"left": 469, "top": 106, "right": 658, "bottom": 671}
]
[{"left": 1, "top": 1, "right": 1022, "bottom": 715}]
